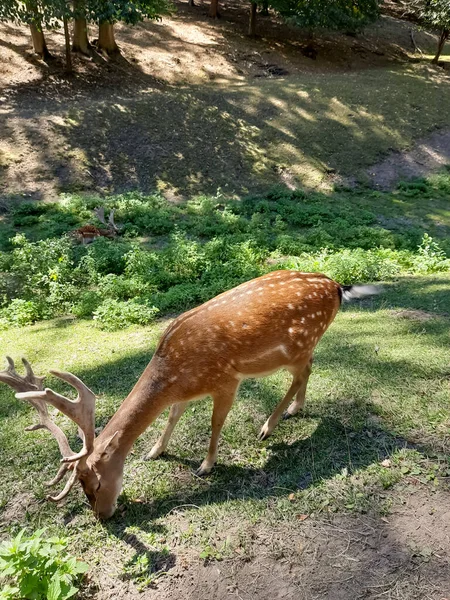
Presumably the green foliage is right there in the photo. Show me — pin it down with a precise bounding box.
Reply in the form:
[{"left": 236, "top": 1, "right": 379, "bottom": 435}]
[
  {"left": 93, "top": 298, "right": 159, "bottom": 330},
  {"left": 0, "top": 529, "right": 88, "bottom": 600},
  {"left": 1, "top": 176, "right": 450, "bottom": 330},
  {"left": 0, "top": 299, "right": 44, "bottom": 328},
  {"left": 412, "top": 0, "right": 450, "bottom": 30},
  {"left": 0, "top": 0, "right": 171, "bottom": 30},
  {"left": 276, "top": 0, "right": 381, "bottom": 32}
]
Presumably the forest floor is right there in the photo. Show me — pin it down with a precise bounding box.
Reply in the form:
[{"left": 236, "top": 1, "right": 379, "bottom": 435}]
[{"left": 1, "top": 0, "right": 450, "bottom": 202}]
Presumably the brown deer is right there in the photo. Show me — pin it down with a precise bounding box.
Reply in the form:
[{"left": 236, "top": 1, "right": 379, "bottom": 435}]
[
  {"left": 72, "top": 207, "right": 119, "bottom": 245},
  {"left": 0, "top": 271, "right": 377, "bottom": 519}
]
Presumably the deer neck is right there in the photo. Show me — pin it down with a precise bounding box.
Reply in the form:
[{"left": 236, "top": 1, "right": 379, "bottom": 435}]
[{"left": 94, "top": 359, "right": 170, "bottom": 461}]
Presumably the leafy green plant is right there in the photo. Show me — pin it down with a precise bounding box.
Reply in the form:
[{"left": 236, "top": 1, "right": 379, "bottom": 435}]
[
  {"left": 0, "top": 299, "right": 44, "bottom": 328},
  {"left": 0, "top": 529, "right": 88, "bottom": 600},
  {"left": 92, "top": 298, "right": 159, "bottom": 330}
]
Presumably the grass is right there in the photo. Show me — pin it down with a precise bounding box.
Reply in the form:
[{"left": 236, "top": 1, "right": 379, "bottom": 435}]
[{"left": 0, "top": 273, "right": 449, "bottom": 587}]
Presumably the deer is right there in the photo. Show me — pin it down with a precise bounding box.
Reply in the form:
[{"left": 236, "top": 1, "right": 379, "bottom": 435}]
[
  {"left": 0, "top": 271, "right": 377, "bottom": 519},
  {"left": 72, "top": 207, "right": 120, "bottom": 245}
]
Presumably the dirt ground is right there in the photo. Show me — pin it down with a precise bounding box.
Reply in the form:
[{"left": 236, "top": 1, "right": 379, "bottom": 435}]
[
  {"left": 365, "top": 127, "right": 450, "bottom": 190},
  {"left": 77, "top": 485, "right": 450, "bottom": 600},
  {"left": 1, "top": 0, "right": 450, "bottom": 201}
]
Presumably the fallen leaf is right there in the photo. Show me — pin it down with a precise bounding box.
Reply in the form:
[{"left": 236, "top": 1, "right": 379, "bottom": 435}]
[
  {"left": 381, "top": 459, "right": 391, "bottom": 468},
  {"left": 288, "top": 493, "right": 296, "bottom": 502},
  {"left": 297, "top": 514, "right": 309, "bottom": 521}
]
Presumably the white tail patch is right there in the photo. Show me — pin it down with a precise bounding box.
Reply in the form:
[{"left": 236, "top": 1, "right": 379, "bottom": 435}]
[{"left": 342, "top": 285, "right": 381, "bottom": 301}]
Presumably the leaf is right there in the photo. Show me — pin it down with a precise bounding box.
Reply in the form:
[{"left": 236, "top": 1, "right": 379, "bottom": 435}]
[
  {"left": 48, "top": 573, "right": 62, "bottom": 600},
  {"left": 73, "top": 561, "right": 89, "bottom": 575},
  {"left": 381, "top": 459, "right": 391, "bottom": 468},
  {"left": 296, "top": 514, "right": 309, "bottom": 521},
  {"left": 60, "top": 583, "right": 79, "bottom": 600},
  {"left": 288, "top": 493, "right": 296, "bottom": 502}
]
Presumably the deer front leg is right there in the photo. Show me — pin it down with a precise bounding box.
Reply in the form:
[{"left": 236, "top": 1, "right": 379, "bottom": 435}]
[
  {"left": 258, "top": 358, "right": 313, "bottom": 441},
  {"left": 145, "top": 401, "right": 189, "bottom": 460},
  {"left": 196, "top": 383, "right": 238, "bottom": 477}
]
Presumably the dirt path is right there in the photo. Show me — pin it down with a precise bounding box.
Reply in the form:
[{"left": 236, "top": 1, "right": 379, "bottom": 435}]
[
  {"left": 85, "top": 486, "right": 450, "bottom": 599},
  {"left": 366, "top": 127, "right": 450, "bottom": 189}
]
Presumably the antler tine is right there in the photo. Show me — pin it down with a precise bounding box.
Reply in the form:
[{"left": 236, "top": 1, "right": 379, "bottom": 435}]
[
  {"left": 108, "top": 209, "right": 119, "bottom": 232},
  {"left": 47, "top": 467, "right": 78, "bottom": 502},
  {"left": 16, "top": 369, "right": 96, "bottom": 464},
  {"left": 0, "top": 356, "right": 44, "bottom": 393},
  {"left": 93, "top": 206, "right": 107, "bottom": 225}
]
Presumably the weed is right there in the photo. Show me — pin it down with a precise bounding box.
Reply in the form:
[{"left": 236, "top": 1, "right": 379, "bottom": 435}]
[{"left": 0, "top": 529, "right": 88, "bottom": 600}]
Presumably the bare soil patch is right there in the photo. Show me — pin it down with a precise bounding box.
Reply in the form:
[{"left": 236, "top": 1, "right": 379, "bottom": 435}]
[
  {"left": 366, "top": 127, "right": 450, "bottom": 190},
  {"left": 84, "top": 486, "right": 450, "bottom": 599}
]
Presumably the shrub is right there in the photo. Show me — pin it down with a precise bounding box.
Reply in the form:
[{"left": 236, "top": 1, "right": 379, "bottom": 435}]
[
  {"left": 412, "top": 233, "right": 450, "bottom": 273},
  {"left": 0, "top": 528, "right": 88, "bottom": 600},
  {"left": 0, "top": 299, "right": 44, "bottom": 328},
  {"left": 93, "top": 299, "right": 159, "bottom": 331}
]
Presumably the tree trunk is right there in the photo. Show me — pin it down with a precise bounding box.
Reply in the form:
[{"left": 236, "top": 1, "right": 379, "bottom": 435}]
[
  {"left": 261, "top": 0, "right": 269, "bottom": 16},
  {"left": 432, "top": 28, "right": 449, "bottom": 64},
  {"left": 72, "top": 0, "right": 90, "bottom": 54},
  {"left": 73, "top": 19, "right": 90, "bottom": 54},
  {"left": 29, "top": 22, "right": 51, "bottom": 59},
  {"left": 63, "top": 17, "right": 73, "bottom": 73},
  {"left": 188, "top": 0, "right": 195, "bottom": 6},
  {"left": 209, "top": 0, "right": 220, "bottom": 19},
  {"left": 98, "top": 21, "right": 120, "bottom": 56},
  {"left": 248, "top": 2, "right": 257, "bottom": 37}
]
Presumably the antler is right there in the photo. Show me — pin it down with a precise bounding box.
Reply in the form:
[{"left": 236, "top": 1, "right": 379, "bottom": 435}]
[
  {"left": 108, "top": 209, "right": 119, "bottom": 233},
  {"left": 0, "top": 357, "right": 77, "bottom": 490},
  {"left": 93, "top": 206, "right": 106, "bottom": 225},
  {"left": 16, "top": 370, "right": 96, "bottom": 464},
  {"left": 0, "top": 357, "right": 97, "bottom": 502},
  {"left": 93, "top": 206, "right": 119, "bottom": 233}
]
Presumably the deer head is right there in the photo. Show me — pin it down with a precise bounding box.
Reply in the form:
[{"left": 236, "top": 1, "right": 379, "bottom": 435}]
[{"left": 0, "top": 357, "right": 121, "bottom": 518}]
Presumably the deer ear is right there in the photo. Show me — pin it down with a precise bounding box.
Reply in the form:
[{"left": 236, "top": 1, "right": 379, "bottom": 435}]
[{"left": 95, "top": 431, "right": 119, "bottom": 462}]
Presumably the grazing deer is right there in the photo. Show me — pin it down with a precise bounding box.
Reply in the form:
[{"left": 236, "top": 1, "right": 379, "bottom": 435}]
[
  {"left": 0, "top": 271, "right": 377, "bottom": 519},
  {"left": 72, "top": 207, "right": 119, "bottom": 245}
]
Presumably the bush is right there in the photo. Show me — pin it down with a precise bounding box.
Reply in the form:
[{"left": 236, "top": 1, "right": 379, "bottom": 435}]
[
  {"left": 0, "top": 299, "right": 44, "bottom": 328},
  {"left": 93, "top": 299, "right": 159, "bottom": 331},
  {"left": 0, "top": 182, "right": 449, "bottom": 330},
  {"left": 0, "top": 528, "right": 88, "bottom": 600}
]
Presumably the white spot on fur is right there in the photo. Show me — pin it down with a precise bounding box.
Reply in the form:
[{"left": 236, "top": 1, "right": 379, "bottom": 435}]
[
  {"left": 288, "top": 303, "right": 294, "bottom": 310},
  {"left": 288, "top": 327, "right": 294, "bottom": 334}
]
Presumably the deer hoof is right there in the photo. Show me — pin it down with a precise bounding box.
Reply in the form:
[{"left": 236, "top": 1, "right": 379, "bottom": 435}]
[
  {"left": 258, "top": 424, "right": 272, "bottom": 441},
  {"left": 144, "top": 446, "right": 164, "bottom": 461},
  {"left": 195, "top": 464, "right": 213, "bottom": 477}
]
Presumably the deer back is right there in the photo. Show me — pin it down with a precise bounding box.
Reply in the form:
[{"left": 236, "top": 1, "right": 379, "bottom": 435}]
[{"left": 153, "top": 271, "right": 341, "bottom": 398}]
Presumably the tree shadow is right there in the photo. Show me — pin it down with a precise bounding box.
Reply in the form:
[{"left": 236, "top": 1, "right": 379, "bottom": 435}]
[{"left": 1, "top": 2, "right": 450, "bottom": 199}]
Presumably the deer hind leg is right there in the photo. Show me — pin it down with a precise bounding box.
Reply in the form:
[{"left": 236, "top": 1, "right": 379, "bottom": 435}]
[
  {"left": 258, "top": 357, "right": 313, "bottom": 441},
  {"left": 283, "top": 356, "right": 313, "bottom": 420},
  {"left": 196, "top": 382, "right": 239, "bottom": 477},
  {"left": 145, "top": 401, "right": 189, "bottom": 460}
]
